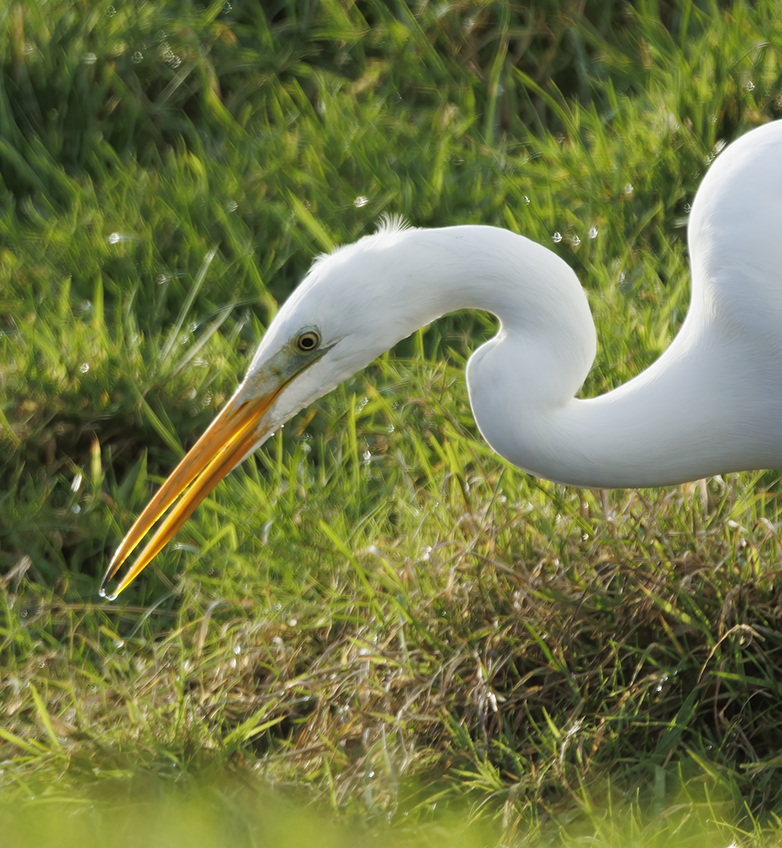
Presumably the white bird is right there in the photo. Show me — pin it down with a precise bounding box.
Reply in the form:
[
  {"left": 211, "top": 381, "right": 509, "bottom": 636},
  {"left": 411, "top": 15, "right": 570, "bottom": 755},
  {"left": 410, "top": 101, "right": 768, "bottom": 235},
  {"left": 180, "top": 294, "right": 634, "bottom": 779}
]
[{"left": 101, "top": 120, "right": 782, "bottom": 598}]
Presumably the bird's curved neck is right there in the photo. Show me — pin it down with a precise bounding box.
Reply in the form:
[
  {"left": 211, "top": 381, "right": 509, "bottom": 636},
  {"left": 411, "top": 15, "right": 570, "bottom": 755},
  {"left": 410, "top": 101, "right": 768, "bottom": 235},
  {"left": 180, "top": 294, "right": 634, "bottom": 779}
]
[
  {"left": 495, "top": 326, "right": 780, "bottom": 487},
  {"left": 396, "top": 227, "right": 780, "bottom": 488}
]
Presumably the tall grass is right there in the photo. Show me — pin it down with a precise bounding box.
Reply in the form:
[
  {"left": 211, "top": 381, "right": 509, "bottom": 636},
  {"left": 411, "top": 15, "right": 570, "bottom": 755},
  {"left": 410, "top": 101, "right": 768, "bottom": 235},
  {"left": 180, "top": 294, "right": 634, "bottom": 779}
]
[{"left": 3, "top": 0, "right": 782, "bottom": 844}]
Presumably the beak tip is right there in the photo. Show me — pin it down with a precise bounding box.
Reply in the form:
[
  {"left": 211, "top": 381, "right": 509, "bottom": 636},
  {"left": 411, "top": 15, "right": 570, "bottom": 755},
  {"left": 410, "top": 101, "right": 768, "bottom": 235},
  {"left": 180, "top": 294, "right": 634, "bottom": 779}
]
[
  {"left": 99, "top": 556, "right": 124, "bottom": 599},
  {"left": 101, "top": 389, "right": 277, "bottom": 599}
]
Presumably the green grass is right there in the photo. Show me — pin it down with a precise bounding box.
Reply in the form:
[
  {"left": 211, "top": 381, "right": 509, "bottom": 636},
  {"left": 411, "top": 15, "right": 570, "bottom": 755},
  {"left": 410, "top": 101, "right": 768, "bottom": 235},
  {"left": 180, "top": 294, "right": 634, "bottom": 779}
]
[{"left": 3, "top": 0, "right": 782, "bottom": 844}]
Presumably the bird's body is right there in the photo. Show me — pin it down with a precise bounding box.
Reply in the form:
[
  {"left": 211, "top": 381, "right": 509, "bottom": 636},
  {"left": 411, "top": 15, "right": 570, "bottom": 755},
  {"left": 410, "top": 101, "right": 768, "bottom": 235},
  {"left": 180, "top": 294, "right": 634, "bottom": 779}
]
[{"left": 102, "top": 120, "right": 782, "bottom": 598}]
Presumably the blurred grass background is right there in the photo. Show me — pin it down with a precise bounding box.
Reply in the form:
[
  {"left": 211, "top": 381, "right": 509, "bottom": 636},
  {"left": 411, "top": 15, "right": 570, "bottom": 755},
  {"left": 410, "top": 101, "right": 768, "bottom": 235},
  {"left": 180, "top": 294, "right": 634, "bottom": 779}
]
[{"left": 3, "top": 0, "right": 782, "bottom": 845}]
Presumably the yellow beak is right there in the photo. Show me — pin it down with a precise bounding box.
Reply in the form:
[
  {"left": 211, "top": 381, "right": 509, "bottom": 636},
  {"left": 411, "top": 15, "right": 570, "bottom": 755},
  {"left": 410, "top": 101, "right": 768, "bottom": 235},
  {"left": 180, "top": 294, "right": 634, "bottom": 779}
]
[{"left": 100, "top": 390, "right": 280, "bottom": 599}]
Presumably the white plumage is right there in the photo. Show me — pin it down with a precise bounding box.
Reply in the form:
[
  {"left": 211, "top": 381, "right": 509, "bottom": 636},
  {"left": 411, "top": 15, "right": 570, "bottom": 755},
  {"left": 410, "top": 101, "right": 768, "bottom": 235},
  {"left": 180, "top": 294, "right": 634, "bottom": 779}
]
[{"left": 102, "top": 120, "right": 782, "bottom": 597}]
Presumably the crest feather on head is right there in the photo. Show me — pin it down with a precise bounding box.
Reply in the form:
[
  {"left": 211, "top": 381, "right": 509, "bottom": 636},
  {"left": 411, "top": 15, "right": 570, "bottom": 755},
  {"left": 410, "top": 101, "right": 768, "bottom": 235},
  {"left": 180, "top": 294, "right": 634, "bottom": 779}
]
[{"left": 312, "top": 215, "right": 415, "bottom": 269}]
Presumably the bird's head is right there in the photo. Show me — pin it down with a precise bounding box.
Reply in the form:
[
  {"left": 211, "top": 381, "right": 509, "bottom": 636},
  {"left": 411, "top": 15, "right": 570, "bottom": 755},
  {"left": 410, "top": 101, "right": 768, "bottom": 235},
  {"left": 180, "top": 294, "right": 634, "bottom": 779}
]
[{"left": 100, "top": 219, "right": 424, "bottom": 598}]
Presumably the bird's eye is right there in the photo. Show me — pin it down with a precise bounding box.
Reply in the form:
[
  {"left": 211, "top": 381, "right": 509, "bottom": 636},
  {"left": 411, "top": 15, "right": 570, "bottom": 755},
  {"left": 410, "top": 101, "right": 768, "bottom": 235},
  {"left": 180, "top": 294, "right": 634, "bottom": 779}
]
[{"left": 296, "top": 329, "right": 320, "bottom": 352}]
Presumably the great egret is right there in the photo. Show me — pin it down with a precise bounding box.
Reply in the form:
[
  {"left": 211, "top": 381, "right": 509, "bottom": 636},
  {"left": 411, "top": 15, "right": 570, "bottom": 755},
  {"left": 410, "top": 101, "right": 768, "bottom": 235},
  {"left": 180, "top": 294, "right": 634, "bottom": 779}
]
[{"left": 100, "top": 120, "right": 782, "bottom": 599}]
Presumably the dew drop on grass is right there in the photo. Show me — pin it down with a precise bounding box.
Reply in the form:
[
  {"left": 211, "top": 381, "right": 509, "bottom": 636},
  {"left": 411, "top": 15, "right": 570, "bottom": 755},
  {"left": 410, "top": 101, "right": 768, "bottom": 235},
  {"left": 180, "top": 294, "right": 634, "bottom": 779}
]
[
  {"left": 354, "top": 196, "right": 369, "bottom": 208},
  {"left": 552, "top": 232, "right": 562, "bottom": 243},
  {"left": 107, "top": 5, "right": 116, "bottom": 15},
  {"left": 159, "top": 42, "right": 177, "bottom": 65},
  {"left": 589, "top": 225, "right": 598, "bottom": 239},
  {"left": 107, "top": 232, "right": 136, "bottom": 244},
  {"left": 571, "top": 235, "right": 580, "bottom": 247},
  {"left": 131, "top": 51, "right": 143, "bottom": 64},
  {"left": 71, "top": 473, "right": 83, "bottom": 492},
  {"left": 80, "top": 362, "right": 89, "bottom": 373}
]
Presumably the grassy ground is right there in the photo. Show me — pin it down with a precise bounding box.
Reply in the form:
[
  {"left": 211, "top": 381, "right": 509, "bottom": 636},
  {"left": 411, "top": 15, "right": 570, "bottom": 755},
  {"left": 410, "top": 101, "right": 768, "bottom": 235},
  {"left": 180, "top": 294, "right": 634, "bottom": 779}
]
[{"left": 3, "top": 0, "right": 782, "bottom": 844}]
